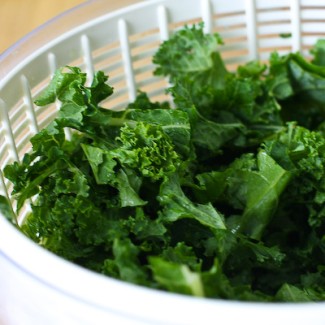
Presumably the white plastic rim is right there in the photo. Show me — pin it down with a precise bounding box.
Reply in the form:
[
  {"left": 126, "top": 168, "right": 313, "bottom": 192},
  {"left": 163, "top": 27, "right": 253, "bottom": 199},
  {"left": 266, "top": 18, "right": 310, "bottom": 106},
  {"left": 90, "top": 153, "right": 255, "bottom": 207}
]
[{"left": 1, "top": 0, "right": 325, "bottom": 324}]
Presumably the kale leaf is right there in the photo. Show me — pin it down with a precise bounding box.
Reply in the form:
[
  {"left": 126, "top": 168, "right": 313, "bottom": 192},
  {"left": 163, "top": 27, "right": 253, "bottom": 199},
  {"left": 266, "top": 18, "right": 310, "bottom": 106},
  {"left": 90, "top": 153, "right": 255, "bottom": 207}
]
[{"left": 2, "top": 25, "right": 325, "bottom": 302}]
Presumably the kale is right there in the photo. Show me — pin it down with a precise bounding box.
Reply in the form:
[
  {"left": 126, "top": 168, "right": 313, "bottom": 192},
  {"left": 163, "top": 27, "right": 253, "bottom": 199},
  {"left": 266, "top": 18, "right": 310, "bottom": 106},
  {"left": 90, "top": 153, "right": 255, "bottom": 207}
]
[{"left": 2, "top": 23, "right": 325, "bottom": 302}]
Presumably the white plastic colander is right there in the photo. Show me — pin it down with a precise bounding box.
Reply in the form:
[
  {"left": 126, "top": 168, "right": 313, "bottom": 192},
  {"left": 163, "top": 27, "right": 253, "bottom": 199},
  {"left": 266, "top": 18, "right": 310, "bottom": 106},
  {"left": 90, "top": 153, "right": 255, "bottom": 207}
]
[{"left": 1, "top": 0, "right": 325, "bottom": 324}]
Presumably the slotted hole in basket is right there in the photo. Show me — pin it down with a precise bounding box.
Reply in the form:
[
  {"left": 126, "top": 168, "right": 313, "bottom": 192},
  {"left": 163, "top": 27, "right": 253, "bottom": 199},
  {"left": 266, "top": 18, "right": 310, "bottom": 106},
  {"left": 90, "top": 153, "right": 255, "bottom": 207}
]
[
  {"left": 255, "top": 7, "right": 294, "bottom": 60},
  {"left": 0, "top": 139, "right": 10, "bottom": 174},
  {"left": 92, "top": 41, "right": 122, "bottom": 74},
  {"left": 129, "top": 28, "right": 165, "bottom": 97},
  {"left": 9, "top": 104, "right": 31, "bottom": 149},
  {"left": 15, "top": 123, "right": 33, "bottom": 155},
  {"left": 212, "top": 11, "right": 249, "bottom": 69}
]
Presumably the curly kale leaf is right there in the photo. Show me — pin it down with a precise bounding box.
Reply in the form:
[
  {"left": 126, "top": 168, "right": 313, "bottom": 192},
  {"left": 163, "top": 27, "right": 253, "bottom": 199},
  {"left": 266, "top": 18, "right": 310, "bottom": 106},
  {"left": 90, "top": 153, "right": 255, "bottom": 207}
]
[
  {"left": 153, "top": 22, "right": 226, "bottom": 83},
  {"left": 3, "top": 26, "right": 325, "bottom": 302},
  {"left": 155, "top": 24, "right": 283, "bottom": 161},
  {"left": 264, "top": 123, "right": 325, "bottom": 229},
  {"left": 267, "top": 51, "right": 325, "bottom": 129}
]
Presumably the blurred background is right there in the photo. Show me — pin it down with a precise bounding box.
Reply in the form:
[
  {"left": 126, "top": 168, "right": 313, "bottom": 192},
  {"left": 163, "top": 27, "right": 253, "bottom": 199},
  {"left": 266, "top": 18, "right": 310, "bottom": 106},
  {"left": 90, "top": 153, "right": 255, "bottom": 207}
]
[{"left": 0, "top": 0, "right": 141, "bottom": 54}]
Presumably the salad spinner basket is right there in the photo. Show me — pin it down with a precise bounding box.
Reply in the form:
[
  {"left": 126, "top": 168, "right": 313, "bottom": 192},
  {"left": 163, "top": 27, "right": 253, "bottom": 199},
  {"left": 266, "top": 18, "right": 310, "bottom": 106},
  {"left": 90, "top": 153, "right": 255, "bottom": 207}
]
[{"left": 1, "top": 0, "right": 325, "bottom": 324}]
